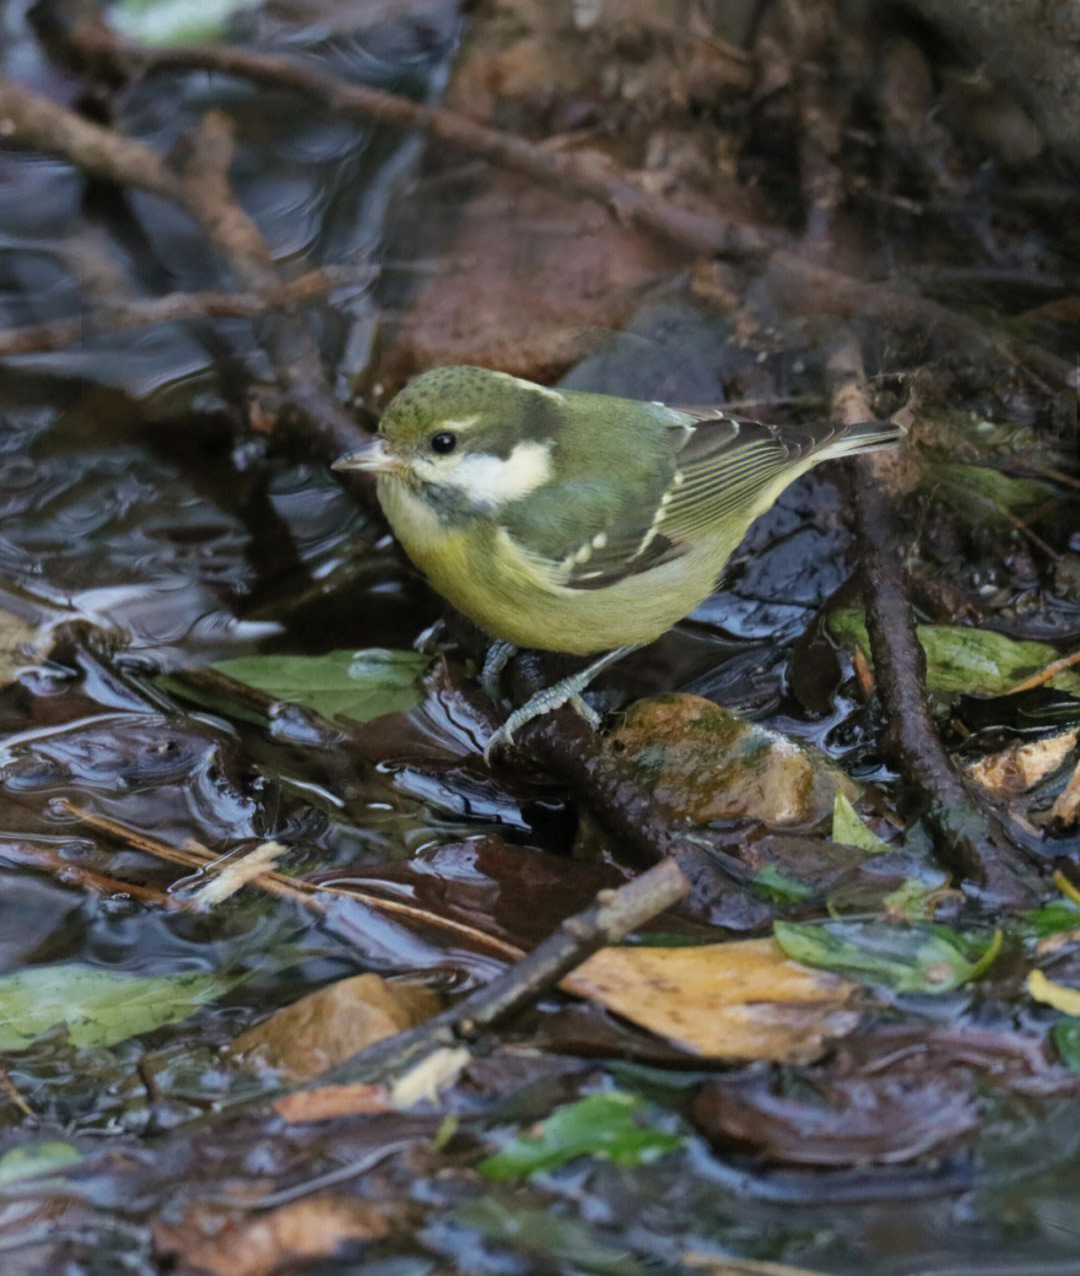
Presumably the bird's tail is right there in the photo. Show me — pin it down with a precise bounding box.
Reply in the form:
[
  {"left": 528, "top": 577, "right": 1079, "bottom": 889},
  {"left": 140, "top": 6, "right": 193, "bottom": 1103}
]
[{"left": 807, "top": 419, "right": 906, "bottom": 463}]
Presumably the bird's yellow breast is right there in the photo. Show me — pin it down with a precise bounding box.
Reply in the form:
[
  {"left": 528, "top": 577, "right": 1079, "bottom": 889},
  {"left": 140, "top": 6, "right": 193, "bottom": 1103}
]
[{"left": 377, "top": 476, "right": 723, "bottom": 653}]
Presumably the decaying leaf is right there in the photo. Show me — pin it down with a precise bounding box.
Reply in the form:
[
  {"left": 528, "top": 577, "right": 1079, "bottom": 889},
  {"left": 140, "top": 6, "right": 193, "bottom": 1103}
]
[
  {"left": 1051, "top": 760, "right": 1080, "bottom": 826},
  {"left": 228, "top": 974, "right": 441, "bottom": 1081},
  {"left": 967, "top": 730, "right": 1078, "bottom": 796},
  {"left": 604, "top": 694, "right": 858, "bottom": 828},
  {"left": 273, "top": 1083, "right": 391, "bottom": 1123},
  {"left": 693, "top": 1070, "right": 980, "bottom": 1166},
  {"left": 0, "top": 610, "right": 39, "bottom": 686},
  {"left": 390, "top": 1046, "right": 473, "bottom": 1108},
  {"left": 561, "top": 938, "right": 860, "bottom": 1062}
]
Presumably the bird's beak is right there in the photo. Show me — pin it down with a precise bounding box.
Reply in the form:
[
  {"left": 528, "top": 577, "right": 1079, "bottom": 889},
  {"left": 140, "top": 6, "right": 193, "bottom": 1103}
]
[{"left": 332, "top": 438, "right": 399, "bottom": 476}]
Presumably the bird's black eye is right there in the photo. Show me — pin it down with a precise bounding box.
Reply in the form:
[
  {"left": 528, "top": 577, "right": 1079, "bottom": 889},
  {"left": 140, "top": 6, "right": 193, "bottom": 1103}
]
[{"left": 430, "top": 431, "right": 457, "bottom": 455}]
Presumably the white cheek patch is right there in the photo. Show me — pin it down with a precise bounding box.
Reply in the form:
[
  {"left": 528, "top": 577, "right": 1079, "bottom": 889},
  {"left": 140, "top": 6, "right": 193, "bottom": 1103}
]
[{"left": 440, "top": 440, "right": 554, "bottom": 507}]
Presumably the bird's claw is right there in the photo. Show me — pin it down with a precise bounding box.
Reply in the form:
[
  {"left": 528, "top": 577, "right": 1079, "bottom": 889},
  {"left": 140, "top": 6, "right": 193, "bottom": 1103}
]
[
  {"left": 482, "top": 722, "right": 514, "bottom": 766},
  {"left": 479, "top": 645, "right": 635, "bottom": 765},
  {"left": 481, "top": 686, "right": 603, "bottom": 765}
]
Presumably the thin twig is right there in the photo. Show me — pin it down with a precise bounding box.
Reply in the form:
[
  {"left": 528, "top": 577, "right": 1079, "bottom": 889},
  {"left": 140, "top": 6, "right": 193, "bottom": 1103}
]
[
  {"left": 57, "top": 801, "right": 525, "bottom": 960},
  {"left": 0, "top": 267, "right": 370, "bottom": 356},
  {"left": 65, "top": 19, "right": 773, "bottom": 261},
  {"left": 1008, "top": 647, "right": 1080, "bottom": 694},
  {"left": 0, "top": 1065, "right": 34, "bottom": 1119},
  {"left": 0, "top": 839, "right": 180, "bottom": 910}
]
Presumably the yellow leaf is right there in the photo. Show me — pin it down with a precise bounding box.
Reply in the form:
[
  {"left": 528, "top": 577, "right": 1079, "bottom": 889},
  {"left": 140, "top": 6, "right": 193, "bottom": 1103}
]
[
  {"left": 562, "top": 938, "right": 860, "bottom": 1062},
  {"left": 1027, "top": 968, "right": 1080, "bottom": 1016}
]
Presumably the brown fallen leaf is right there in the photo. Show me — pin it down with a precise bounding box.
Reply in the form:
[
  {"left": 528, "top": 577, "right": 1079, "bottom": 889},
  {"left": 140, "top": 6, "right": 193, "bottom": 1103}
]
[
  {"left": 562, "top": 938, "right": 860, "bottom": 1062},
  {"left": 152, "top": 1196, "right": 400, "bottom": 1276},
  {"left": 273, "top": 1082, "right": 391, "bottom": 1123},
  {"left": 228, "top": 974, "right": 441, "bottom": 1081}
]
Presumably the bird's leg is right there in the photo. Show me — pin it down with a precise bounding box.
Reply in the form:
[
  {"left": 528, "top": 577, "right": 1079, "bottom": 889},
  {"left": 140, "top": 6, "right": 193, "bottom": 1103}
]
[
  {"left": 484, "top": 645, "right": 638, "bottom": 762},
  {"left": 480, "top": 641, "right": 517, "bottom": 705}
]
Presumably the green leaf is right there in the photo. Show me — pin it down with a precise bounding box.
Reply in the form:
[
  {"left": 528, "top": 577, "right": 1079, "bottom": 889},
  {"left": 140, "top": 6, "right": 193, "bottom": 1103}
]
[
  {"left": 934, "top": 462, "right": 1055, "bottom": 518},
  {"left": 828, "top": 611, "right": 1080, "bottom": 697},
  {"left": 832, "top": 792, "right": 888, "bottom": 853},
  {"left": 478, "top": 1092, "right": 683, "bottom": 1180},
  {"left": 1018, "top": 899, "right": 1080, "bottom": 939},
  {"left": 749, "top": 863, "right": 818, "bottom": 903},
  {"left": 210, "top": 649, "right": 426, "bottom": 723},
  {"left": 0, "top": 965, "right": 235, "bottom": 1051},
  {"left": 773, "top": 920, "right": 1002, "bottom": 994},
  {"left": 0, "top": 1141, "right": 83, "bottom": 1186},
  {"left": 1052, "top": 1018, "right": 1080, "bottom": 1073}
]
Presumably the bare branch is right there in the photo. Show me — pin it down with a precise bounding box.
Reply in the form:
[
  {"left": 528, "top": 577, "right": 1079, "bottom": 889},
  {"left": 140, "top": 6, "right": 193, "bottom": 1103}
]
[
  {"left": 828, "top": 340, "right": 1043, "bottom": 908},
  {"left": 0, "top": 267, "right": 369, "bottom": 356},
  {"left": 0, "top": 75, "right": 369, "bottom": 460}
]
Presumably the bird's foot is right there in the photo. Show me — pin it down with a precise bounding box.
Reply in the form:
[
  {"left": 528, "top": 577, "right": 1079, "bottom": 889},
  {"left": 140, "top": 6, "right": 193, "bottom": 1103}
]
[
  {"left": 479, "top": 641, "right": 517, "bottom": 705},
  {"left": 481, "top": 646, "right": 635, "bottom": 764}
]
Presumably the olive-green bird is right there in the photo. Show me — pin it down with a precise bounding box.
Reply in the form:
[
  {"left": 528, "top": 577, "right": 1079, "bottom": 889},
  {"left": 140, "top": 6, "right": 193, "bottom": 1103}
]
[{"left": 334, "top": 365, "right": 902, "bottom": 754}]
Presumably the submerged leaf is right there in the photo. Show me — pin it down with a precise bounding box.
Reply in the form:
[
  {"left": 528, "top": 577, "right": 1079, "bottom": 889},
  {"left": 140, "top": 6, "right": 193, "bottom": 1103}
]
[
  {"left": 478, "top": 1092, "right": 682, "bottom": 1179},
  {"left": 228, "top": 974, "right": 440, "bottom": 1081},
  {"left": 934, "top": 461, "right": 1055, "bottom": 519},
  {"left": 1021, "top": 898, "right": 1080, "bottom": 938},
  {"left": 773, "top": 921, "right": 1002, "bottom": 993},
  {"left": 0, "top": 965, "right": 234, "bottom": 1051},
  {"left": 879, "top": 877, "right": 953, "bottom": 921},
  {"left": 210, "top": 649, "right": 426, "bottom": 723},
  {"left": 453, "top": 1195, "right": 648, "bottom": 1276},
  {"left": 1052, "top": 1018, "right": 1080, "bottom": 1073},
  {"left": 111, "top": 0, "right": 264, "bottom": 45}
]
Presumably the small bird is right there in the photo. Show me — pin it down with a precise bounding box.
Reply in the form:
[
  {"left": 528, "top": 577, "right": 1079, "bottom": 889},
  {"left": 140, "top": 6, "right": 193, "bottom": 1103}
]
[{"left": 334, "top": 365, "right": 903, "bottom": 754}]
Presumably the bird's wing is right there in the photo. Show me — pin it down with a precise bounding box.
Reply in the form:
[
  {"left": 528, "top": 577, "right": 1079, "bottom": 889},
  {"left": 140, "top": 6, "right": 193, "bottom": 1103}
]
[
  {"left": 551, "top": 410, "right": 771, "bottom": 588},
  {"left": 652, "top": 409, "right": 797, "bottom": 539},
  {"left": 499, "top": 469, "right": 691, "bottom": 591},
  {"left": 501, "top": 406, "right": 899, "bottom": 592},
  {"left": 657, "top": 408, "right": 887, "bottom": 539}
]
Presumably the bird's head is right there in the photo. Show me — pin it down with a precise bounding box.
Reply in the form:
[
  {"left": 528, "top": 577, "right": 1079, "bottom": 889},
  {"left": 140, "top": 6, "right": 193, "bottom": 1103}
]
[{"left": 333, "top": 365, "right": 564, "bottom": 515}]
